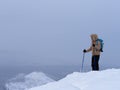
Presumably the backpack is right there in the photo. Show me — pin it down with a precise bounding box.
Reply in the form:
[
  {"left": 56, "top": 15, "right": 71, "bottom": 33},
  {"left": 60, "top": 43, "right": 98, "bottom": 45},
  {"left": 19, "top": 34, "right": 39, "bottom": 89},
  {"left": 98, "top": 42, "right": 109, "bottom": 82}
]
[{"left": 96, "top": 39, "right": 104, "bottom": 52}]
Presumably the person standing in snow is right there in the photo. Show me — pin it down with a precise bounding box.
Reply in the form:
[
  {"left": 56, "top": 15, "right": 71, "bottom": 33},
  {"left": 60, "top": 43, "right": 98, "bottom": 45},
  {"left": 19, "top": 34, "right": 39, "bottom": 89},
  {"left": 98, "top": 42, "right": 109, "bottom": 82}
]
[{"left": 83, "top": 34, "right": 101, "bottom": 71}]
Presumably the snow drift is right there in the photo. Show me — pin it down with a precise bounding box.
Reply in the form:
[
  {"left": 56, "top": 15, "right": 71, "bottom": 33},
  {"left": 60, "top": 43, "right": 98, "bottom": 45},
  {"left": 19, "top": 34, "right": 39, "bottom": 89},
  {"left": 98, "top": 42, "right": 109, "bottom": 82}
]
[
  {"left": 5, "top": 72, "right": 54, "bottom": 90},
  {"left": 29, "top": 69, "right": 120, "bottom": 90}
]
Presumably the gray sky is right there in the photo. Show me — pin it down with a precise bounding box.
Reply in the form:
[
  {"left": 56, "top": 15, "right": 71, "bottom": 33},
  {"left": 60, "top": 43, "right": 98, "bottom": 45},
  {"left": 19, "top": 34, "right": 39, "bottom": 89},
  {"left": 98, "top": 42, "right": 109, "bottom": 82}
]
[{"left": 0, "top": 0, "right": 120, "bottom": 67}]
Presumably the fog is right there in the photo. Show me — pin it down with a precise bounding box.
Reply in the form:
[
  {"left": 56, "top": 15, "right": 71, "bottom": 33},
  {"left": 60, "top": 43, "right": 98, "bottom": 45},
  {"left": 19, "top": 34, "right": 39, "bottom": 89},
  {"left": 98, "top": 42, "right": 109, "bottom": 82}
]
[{"left": 0, "top": 0, "right": 120, "bottom": 67}]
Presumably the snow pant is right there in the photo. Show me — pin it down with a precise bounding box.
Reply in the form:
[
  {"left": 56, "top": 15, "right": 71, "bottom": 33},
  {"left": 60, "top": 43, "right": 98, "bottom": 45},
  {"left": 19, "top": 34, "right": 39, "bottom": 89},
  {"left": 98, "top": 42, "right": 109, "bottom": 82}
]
[{"left": 91, "top": 55, "right": 100, "bottom": 71}]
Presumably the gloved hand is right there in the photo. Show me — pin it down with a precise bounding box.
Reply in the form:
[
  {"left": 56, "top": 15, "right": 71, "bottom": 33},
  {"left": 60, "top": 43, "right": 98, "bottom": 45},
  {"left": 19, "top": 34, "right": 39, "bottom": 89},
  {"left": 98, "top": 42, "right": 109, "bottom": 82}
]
[
  {"left": 92, "top": 44, "right": 95, "bottom": 47},
  {"left": 83, "top": 49, "right": 87, "bottom": 53}
]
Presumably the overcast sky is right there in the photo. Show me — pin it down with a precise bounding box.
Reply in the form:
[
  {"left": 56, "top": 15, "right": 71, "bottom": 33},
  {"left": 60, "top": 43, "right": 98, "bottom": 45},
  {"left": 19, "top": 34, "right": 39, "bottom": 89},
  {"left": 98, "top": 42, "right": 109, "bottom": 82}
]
[{"left": 0, "top": 0, "right": 120, "bottom": 67}]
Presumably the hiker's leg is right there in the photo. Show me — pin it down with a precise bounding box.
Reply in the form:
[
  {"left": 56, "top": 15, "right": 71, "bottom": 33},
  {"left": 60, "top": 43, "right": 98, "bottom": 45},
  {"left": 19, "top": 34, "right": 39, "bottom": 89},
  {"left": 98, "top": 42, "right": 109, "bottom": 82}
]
[
  {"left": 94, "top": 55, "right": 100, "bottom": 71},
  {"left": 96, "top": 55, "right": 100, "bottom": 70},
  {"left": 92, "top": 55, "right": 100, "bottom": 71},
  {"left": 91, "top": 56, "right": 95, "bottom": 70}
]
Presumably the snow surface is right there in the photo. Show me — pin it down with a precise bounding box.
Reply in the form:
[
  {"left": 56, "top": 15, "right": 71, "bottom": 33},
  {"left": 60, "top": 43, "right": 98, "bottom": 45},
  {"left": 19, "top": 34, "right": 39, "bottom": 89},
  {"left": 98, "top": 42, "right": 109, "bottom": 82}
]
[
  {"left": 29, "top": 69, "right": 120, "bottom": 90},
  {"left": 6, "top": 72, "right": 54, "bottom": 90}
]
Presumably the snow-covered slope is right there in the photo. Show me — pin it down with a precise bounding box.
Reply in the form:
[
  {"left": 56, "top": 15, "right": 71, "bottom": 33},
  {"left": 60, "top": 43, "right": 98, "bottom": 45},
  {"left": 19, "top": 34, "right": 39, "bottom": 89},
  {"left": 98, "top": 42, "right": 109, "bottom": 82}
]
[
  {"left": 29, "top": 69, "right": 120, "bottom": 90},
  {"left": 6, "top": 72, "right": 54, "bottom": 90}
]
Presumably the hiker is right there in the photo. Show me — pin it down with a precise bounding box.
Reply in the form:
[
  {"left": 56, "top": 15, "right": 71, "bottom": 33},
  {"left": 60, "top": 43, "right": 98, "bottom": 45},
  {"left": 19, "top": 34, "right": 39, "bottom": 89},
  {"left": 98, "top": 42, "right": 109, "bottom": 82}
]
[{"left": 83, "top": 34, "right": 101, "bottom": 71}]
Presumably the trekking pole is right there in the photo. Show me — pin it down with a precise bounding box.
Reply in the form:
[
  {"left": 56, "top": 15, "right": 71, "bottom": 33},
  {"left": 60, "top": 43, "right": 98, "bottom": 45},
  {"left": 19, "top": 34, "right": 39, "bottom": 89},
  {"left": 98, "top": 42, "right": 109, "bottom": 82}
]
[{"left": 81, "top": 52, "right": 85, "bottom": 72}]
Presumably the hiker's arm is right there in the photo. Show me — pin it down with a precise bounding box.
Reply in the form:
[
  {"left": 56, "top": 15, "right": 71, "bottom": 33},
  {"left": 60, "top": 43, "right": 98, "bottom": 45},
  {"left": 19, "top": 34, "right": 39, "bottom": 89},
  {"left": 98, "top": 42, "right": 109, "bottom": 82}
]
[
  {"left": 95, "top": 41, "right": 101, "bottom": 50},
  {"left": 86, "top": 46, "right": 92, "bottom": 52}
]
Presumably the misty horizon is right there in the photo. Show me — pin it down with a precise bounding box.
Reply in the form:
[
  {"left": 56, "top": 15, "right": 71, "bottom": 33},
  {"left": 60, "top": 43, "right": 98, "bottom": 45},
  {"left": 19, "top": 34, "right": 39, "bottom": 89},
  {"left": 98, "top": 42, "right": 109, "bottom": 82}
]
[{"left": 0, "top": 0, "right": 120, "bottom": 68}]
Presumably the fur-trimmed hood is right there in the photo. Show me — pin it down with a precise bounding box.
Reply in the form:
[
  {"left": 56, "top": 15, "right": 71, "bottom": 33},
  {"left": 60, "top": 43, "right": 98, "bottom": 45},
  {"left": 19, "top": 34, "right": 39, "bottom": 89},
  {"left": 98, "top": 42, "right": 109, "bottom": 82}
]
[{"left": 90, "top": 34, "right": 98, "bottom": 41}]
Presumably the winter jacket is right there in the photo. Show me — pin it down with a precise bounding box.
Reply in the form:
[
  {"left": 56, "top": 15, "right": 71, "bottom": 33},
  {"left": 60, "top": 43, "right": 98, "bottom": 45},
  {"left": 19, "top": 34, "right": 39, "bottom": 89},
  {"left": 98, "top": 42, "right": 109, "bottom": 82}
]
[
  {"left": 86, "top": 40, "right": 101, "bottom": 56},
  {"left": 86, "top": 34, "right": 101, "bottom": 56}
]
